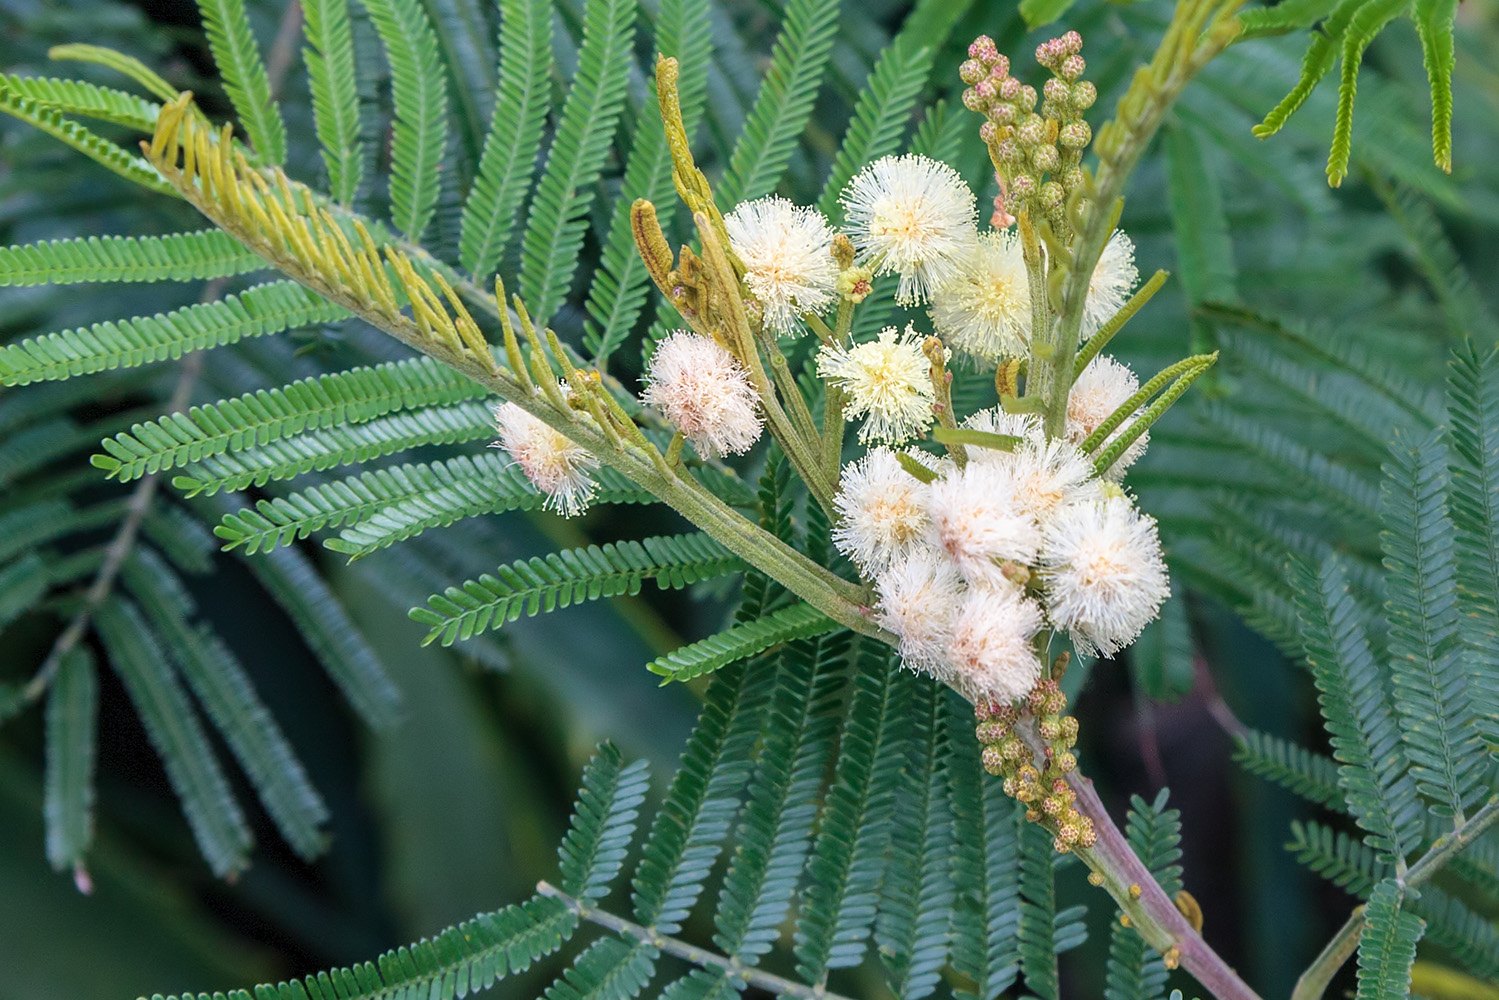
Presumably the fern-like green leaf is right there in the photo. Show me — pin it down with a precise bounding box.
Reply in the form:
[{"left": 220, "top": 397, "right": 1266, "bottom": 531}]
[
  {"left": 1106, "top": 791, "right": 1184, "bottom": 1000},
  {"left": 1294, "top": 556, "right": 1423, "bottom": 865},
  {"left": 581, "top": 0, "right": 711, "bottom": 363},
  {"left": 518, "top": 0, "right": 636, "bottom": 323},
  {"left": 713, "top": 633, "right": 844, "bottom": 962},
  {"left": 630, "top": 660, "right": 777, "bottom": 933},
  {"left": 303, "top": 0, "right": 364, "bottom": 203},
  {"left": 795, "top": 649, "right": 913, "bottom": 981},
  {"left": 1379, "top": 429, "right": 1487, "bottom": 817},
  {"left": 817, "top": 38, "right": 934, "bottom": 218},
  {"left": 0, "top": 88, "right": 170, "bottom": 192},
  {"left": 95, "top": 598, "right": 253, "bottom": 879},
  {"left": 214, "top": 457, "right": 645, "bottom": 555},
  {"left": 361, "top": 0, "right": 449, "bottom": 239},
  {"left": 0, "top": 553, "right": 49, "bottom": 632},
  {"left": 1019, "top": 0, "right": 1077, "bottom": 30},
  {"left": 415, "top": 534, "right": 742, "bottom": 647},
  {"left": 877, "top": 682, "right": 956, "bottom": 1000},
  {"left": 94, "top": 357, "right": 484, "bottom": 482},
  {"left": 1164, "top": 121, "right": 1236, "bottom": 353},
  {"left": 166, "top": 400, "right": 493, "bottom": 497},
  {"left": 557, "top": 744, "right": 651, "bottom": 904},
  {"left": 647, "top": 602, "right": 837, "bottom": 684},
  {"left": 1288, "top": 819, "right": 1383, "bottom": 895},
  {"left": 542, "top": 938, "right": 656, "bottom": 1000},
  {"left": 1356, "top": 880, "right": 1424, "bottom": 1000},
  {"left": 1412, "top": 0, "right": 1456, "bottom": 172},
  {"left": 0, "top": 231, "right": 263, "bottom": 287},
  {"left": 1237, "top": 0, "right": 1344, "bottom": 38},
  {"left": 459, "top": 0, "right": 554, "bottom": 280},
  {"left": 198, "top": 0, "right": 286, "bottom": 161},
  {"left": 1015, "top": 804, "right": 1062, "bottom": 1000},
  {"left": 44, "top": 647, "right": 98, "bottom": 874},
  {"left": 122, "top": 549, "right": 331, "bottom": 860},
  {"left": 0, "top": 72, "right": 159, "bottom": 131},
  {"left": 1444, "top": 344, "right": 1499, "bottom": 753},
  {"left": 143, "top": 894, "right": 579, "bottom": 1000},
  {"left": 1234, "top": 729, "right": 1345, "bottom": 811},
  {"left": 717, "top": 0, "right": 840, "bottom": 205},
  {"left": 0, "top": 281, "right": 348, "bottom": 386}
]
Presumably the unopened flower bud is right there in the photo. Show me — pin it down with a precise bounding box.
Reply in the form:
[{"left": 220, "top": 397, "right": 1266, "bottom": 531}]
[
  {"left": 1059, "top": 121, "right": 1092, "bottom": 149},
  {"left": 1044, "top": 690, "right": 1067, "bottom": 716},
  {"left": 1071, "top": 80, "right": 1097, "bottom": 110},
  {"left": 1016, "top": 117, "right": 1045, "bottom": 147},
  {"left": 989, "top": 56, "right": 1010, "bottom": 79},
  {"left": 1039, "top": 181, "right": 1065, "bottom": 209},
  {"left": 969, "top": 35, "right": 999, "bottom": 64},
  {"left": 993, "top": 137, "right": 1022, "bottom": 164},
  {"left": 1056, "top": 751, "right": 1078, "bottom": 772},
  {"left": 959, "top": 59, "right": 986, "bottom": 85},
  {"left": 1003, "top": 776, "right": 1019, "bottom": 795},
  {"left": 982, "top": 745, "right": 1006, "bottom": 775},
  {"left": 1060, "top": 54, "right": 1086, "bottom": 81},
  {"left": 832, "top": 232, "right": 855, "bottom": 269},
  {"left": 978, "top": 120, "right": 999, "bottom": 145},
  {"left": 976, "top": 719, "right": 1007, "bottom": 743},
  {"left": 1060, "top": 166, "right": 1085, "bottom": 190},
  {"left": 1031, "top": 145, "right": 1060, "bottom": 172},
  {"left": 1002, "top": 736, "right": 1028, "bottom": 761},
  {"left": 1019, "top": 84, "right": 1038, "bottom": 108},
  {"left": 1038, "top": 717, "right": 1061, "bottom": 741},
  {"left": 988, "top": 103, "right": 1016, "bottom": 126},
  {"left": 998, "top": 77, "right": 1022, "bottom": 101},
  {"left": 1060, "top": 716, "right": 1079, "bottom": 743},
  {"left": 837, "top": 265, "right": 874, "bottom": 303},
  {"left": 1041, "top": 795, "right": 1065, "bottom": 816},
  {"left": 963, "top": 88, "right": 986, "bottom": 113},
  {"left": 1044, "top": 78, "right": 1070, "bottom": 104},
  {"left": 1010, "top": 173, "right": 1037, "bottom": 199}
]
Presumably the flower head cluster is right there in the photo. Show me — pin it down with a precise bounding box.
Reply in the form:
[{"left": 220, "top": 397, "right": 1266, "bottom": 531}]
[
  {"left": 725, "top": 196, "right": 838, "bottom": 332},
  {"left": 834, "top": 409, "right": 1166, "bottom": 704},
  {"left": 841, "top": 154, "right": 978, "bottom": 305},
  {"left": 493, "top": 390, "right": 600, "bottom": 517},
  {"left": 642, "top": 331, "right": 763, "bottom": 456},
  {"left": 817, "top": 324, "right": 937, "bottom": 444},
  {"left": 929, "top": 230, "right": 1030, "bottom": 362}
]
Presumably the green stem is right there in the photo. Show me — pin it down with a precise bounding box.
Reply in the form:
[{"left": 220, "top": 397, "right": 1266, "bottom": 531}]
[{"left": 1291, "top": 796, "right": 1499, "bottom": 1000}]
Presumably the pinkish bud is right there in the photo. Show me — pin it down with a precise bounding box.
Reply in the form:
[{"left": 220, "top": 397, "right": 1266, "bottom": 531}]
[
  {"left": 1010, "top": 173, "right": 1037, "bottom": 198},
  {"left": 963, "top": 88, "right": 986, "bottom": 113},
  {"left": 978, "top": 120, "right": 999, "bottom": 144},
  {"left": 1016, "top": 117, "right": 1045, "bottom": 146},
  {"left": 959, "top": 59, "right": 986, "bottom": 85},
  {"left": 1020, "top": 84, "right": 1038, "bottom": 108},
  {"left": 1060, "top": 30, "right": 1083, "bottom": 55},
  {"left": 1060, "top": 54, "right": 1086, "bottom": 81},
  {"left": 989, "top": 54, "right": 1011, "bottom": 79},
  {"left": 987, "top": 102, "right": 1016, "bottom": 126},
  {"left": 1044, "top": 77, "right": 1070, "bottom": 104},
  {"left": 1058, "top": 120, "right": 1092, "bottom": 149},
  {"left": 993, "top": 137, "right": 1021, "bottom": 163},
  {"left": 998, "top": 77, "right": 1022, "bottom": 101},
  {"left": 968, "top": 35, "right": 999, "bottom": 64}
]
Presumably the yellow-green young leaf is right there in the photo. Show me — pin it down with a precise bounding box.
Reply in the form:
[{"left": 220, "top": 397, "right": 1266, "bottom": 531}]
[
  {"left": 1019, "top": 0, "right": 1077, "bottom": 29},
  {"left": 1413, "top": 0, "right": 1457, "bottom": 172},
  {"left": 0, "top": 88, "right": 170, "bottom": 193},
  {"left": 1327, "top": 0, "right": 1412, "bottom": 188}
]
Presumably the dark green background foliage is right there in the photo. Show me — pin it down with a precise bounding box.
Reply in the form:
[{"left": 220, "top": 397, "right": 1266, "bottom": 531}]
[{"left": 0, "top": 0, "right": 1496, "bottom": 998}]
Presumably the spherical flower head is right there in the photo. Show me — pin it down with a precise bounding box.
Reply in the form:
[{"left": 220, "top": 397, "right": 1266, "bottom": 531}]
[
  {"left": 929, "top": 230, "right": 1031, "bottom": 365},
  {"left": 840, "top": 154, "right": 978, "bottom": 305},
  {"left": 944, "top": 586, "right": 1044, "bottom": 704},
  {"left": 493, "top": 393, "right": 599, "bottom": 517},
  {"left": 642, "top": 331, "right": 763, "bottom": 457},
  {"left": 963, "top": 406, "right": 1040, "bottom": 444},
  {"left": 875, "top": 548, "right": 964, "bottom": 677},
  {"left": 1067, "top": 355, "right": 1148, "bottom": 479},
  {"left": 724, "top": 196, "right": 838, "bottom": 332},
  {"left": 1002, "top": 436, "right": 1098, "bottom": 522},
  {"left": 817, "top": 324, "right": 936, "bottom": 444},
  {"left": 1040, "top": 495, "right": 1170, "bottom": 657},
  {"left": 1084, "top": 230, "right": 1139, "bottom": 335},
  {"left": 928, "top": 462, "right": 1041, "bottom": 586},
  {"left": 832, "top": 448, "right": 931, "bottom": 575}
]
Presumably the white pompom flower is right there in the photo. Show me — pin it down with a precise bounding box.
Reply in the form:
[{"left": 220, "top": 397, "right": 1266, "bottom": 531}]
[
  {"left": 493, "top": 393, "right": 600, "bottom": 517},
  {"left": 817, "top": 324, "right": 936, "bottom": 444},
  {"left": 832, "top": 448, "right": 931, "bottom": 575},
  {"left": 724, "top": 196, "right": 839, "bottom": 332},
  {"left": 642, "top": 331, "right": 763, "bottom": 457},
  {"left": 929, "top": 230, "right": 1031, "bottom": 363},
  {"left": 841, "top": 154, "right": 979, "bottom": 305},
  {"left": 1067, "top": 355, "right": 1148, "bottom": 479},
  {"left": 944, "top": 586, "right": 1044, "bottom": 704},
  {"left": 962, "top": 406, "right": 1041, "bottom": 459},
  {"left": 927, "top": 462, "right": 1040, "bottom": 586},
  {"left": 874, "top": 548, "right": 964, "bottom": 677},
  {"left": 1083, "top": 230, "right": 1139, "bottom": 335},
  {"left": 1002, "top": 437, "right": 1099, "bottom": 523},
  {"left": 1040, "top": 495, "right": 1170, "bottom": 657}
]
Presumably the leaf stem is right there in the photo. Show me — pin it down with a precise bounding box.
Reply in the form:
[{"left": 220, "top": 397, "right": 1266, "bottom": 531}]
[
  {"left": 536, "top": 881, "right": 858, "bottom": 1000},
  {"left": 1291, "top": 796, "right": 1499, "bottom": 1000}
]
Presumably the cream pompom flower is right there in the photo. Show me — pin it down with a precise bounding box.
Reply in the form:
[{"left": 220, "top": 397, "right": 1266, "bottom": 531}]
[
  {"left": 1040, "top": 495, "right": 1170, "bottom": 657},
  {"left": 1082, "top": 230, "right": 1139, "bottom": 334},
  {"left": 962, "top": 406, "right": 1041, "bottom": 452},
  {"left": 927, "top": 462, "right": 1040, "bottom": 585},
  {"left": 725, "top": 196, "right": 838, "bottom": 332},
  {"left": 874, "top": 548, "right": 964, "bottom": 676},
  {"left": 1001, "top": 437, "right": 1099, "bottom": 522},
  {"left": 832, "top": 448, "right": 931, "bottom": 574},
  {"left": 493, "top": 393, "right": 600, "bottom": 517},
  {"left": 944, "top": 586, "right": 1044, "bottom": 704},
  {"left": 817, "top": 325, "right": 936, "bottom": 444},
  {"left": 929, "top": 230, "right": 1031, "bottom": 362},
  {"left": 1067, "top": 355, "right": 1148, "bottom": 479},
  {"left": 642, "top": 331, "right": 763, "bottom": 457},
  {"left": 841, "top": 154, "right": 978, "bottom": 305}
]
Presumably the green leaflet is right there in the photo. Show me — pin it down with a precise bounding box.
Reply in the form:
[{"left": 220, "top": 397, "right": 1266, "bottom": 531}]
[
  {"left": 197, "top": 0, "right": 286, "bottom": 161},
  {"left": 0, "top": 281, "right": 350, "bottom": 386},
  {"left": 94, "top": 356, "right": 485, "bottom": 482},
  {"left": 646, "top": 602, "right": 837, "bottom": 684},
  {"left": 1019, "top": 0, "right": 1077, "bottom": 29},
  {"left": 459, "top": 0, "right": 554, "bottom": 280},
  {"left": 1233, "top": 729, "right": 1345, "bottom": 812},
  {"left": 1105, "top": 792, "right": 1184, "bottom": 1000},
  {"left": 303, "top": 0, "right": 364, "bottom": 203},
  {"left": 413, "top": 533, "right": 743, "bottom": 647},
  {"left": 518, "top": 0, "right": 637, "bottom": 323},
  {"left": 0, "top": 88, "right": 170, "bottom": 193},
  {"left": 361, "top": 0, "right": 450, "bottom": 240},
  {"left": 1413, "top": 0, "right": 1457, "bottom": 172},
  {"left": 44, "top": 647, "right": 98, "bottom": 874},
  {"left": 0, "top": 230, "right": 263, "bottom": 287},
  {"left": 1356, "top": 881, "right": 1425, "bottom": 1000},
  {"left": 557, "top": 744, "right": 651, "bottom": 904},
  {"left": 717, "top": 0, "right": 840, "bottom": 205},
  {"left": 0, "top": 72, "right": 159, "bottom": 131}
]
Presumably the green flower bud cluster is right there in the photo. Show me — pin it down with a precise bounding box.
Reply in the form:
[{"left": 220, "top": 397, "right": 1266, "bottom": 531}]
[
  {"left": 974, "top": 671, "right": 1096, "bottom": 855},
  {"left": 960, "top": 31, "right": 1096, "bottom": 238}
]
